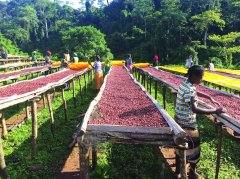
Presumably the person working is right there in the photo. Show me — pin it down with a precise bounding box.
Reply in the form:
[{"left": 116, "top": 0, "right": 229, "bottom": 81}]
[
  {"left": 126, "top": 53, "right": 133, "bottom": 72},
  {"left": 32, "top": 51, "right": 37, "bottom": 67},
  {"left": 88, "top": 55, "right": 103, "bottom": 91},
  {"left": 0, "top": 48, "right": 7, "bottom": 64},
  {"left": 185, "top": 55, "right": 193, "bottom": 69},
  {"left": 73, "top": 52, "right": 79, "bottom": 63},
  {"left": 45, "top": 50, "right": 52, "bottom": 65},
  {"left": 61, "top": 53, "right": 68, "bottom": 68},
  {"left": 174, "top": 65, "right": 226, "bottom": 179},
  {"left": 153, "top": 55, "right": 159, "bottom": 69},
  {"left": 207, "top": 60, "right": 214, "bottom": 71}
]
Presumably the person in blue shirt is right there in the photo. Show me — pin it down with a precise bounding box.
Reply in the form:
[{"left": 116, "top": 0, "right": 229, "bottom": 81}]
[{"left": 125, "top": 53, "right": 133, "bottom": 72}]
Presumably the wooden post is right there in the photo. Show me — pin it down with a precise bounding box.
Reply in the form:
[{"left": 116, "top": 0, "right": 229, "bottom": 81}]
[
  {"left": 162, "top": 85, "right": 166, "bottom": 109},
  {"left": 143, "top": 73, "right": 146, "bottom": 87},
  {"left": 0, "top": 135, "right": 8, "bottom": 179},
  {"left": 79, "top": 140, "right": 90, "bottom": 179},
  {"left": 31, "top": 99, "right": 38, "bottom": 158},
  {"left": 179, "top": 148, "right": 187, "bottom": 179},
  {"left": 155, "top": 80, "right": 157, "bottom": 99},
  {"left": 146, "top": 75, "right": 149, "bottom": 91},
  {"left": 25, "top": 101, "right": 30, "bottom": 120},
  {"left": 42, "top": 94, "right": 46, "bottom": 108},
  {"left": 0, "top": 112, "right": 8, "bottom": 139},
  {"left": 61, "top": 88, "right": 68, "bottom": 120},
  {"left": 72, "top": 79, "right": 76, "bottom": 107},
  {"left": 78, "top": 76, "right": 83, "bottom": 99},
  {"left": 84, "top": 74, "right": 87, "bottom": 93},
  {"left": 150, "top": 76, "right": 152, "bottom": 95},
  {"left": 46, "top": 93, "right": 55, "bottom": 135},
  {"left": 215, "top": 123, "right": 223, "bottom": 179},
  {"left": 92, "top": 145, "right": 97, "bottom": 170}
]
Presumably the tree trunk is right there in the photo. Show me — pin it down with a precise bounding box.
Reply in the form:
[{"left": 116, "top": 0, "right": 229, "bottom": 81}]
[
  {"left": 204, "top": 27, "right": 208, "bottom": 46},
  {"left": 44, "top": 18, "right": 49, "bottom": 39}
]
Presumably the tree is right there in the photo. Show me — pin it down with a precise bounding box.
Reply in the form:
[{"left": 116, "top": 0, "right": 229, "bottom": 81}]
[
  {"left": 191, "top": 10, "right": 225, "bottom": 46},
  {"left": 61, "top": 26, "right": 113, "bottom": 61},
  {"left": 209, "top": 32, "right": 240, "bottom": 66}
]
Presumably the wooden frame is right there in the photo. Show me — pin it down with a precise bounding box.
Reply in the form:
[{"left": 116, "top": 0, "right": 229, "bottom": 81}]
[{"left": 77, "top": 67, "right": 187, "bottom": 179}]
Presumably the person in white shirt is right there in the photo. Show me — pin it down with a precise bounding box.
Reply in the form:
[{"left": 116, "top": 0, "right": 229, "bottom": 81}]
[
  {"left": 208, "top": 60, "right": 214, "bottom": 71},
  {"left": 185, "top": 55, "right": 193, "bottom": 69}
]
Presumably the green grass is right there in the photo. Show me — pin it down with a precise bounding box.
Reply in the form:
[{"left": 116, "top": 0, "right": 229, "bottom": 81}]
[{"left": 3, "top": 76, "right": 96, "bottom": 178}]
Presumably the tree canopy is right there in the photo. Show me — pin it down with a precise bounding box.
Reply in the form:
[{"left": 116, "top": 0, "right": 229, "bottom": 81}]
[{"left": 0, "top": 0, "right": 239, "bottom": 67}]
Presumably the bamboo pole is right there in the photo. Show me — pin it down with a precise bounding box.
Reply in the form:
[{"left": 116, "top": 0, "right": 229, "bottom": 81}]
[
  {"left": 31, "top": 99, "right": 38, "bottom": 158},
  {"left": 0, "top": 112, "right": 8, "bottom": 139},
  {"left": 0, "top": 135, "right": 8, "bottom": 179},
  {"left": 72, "top": 79, "right": 76, "bottom": 107},
  {"left": 215, "top": 123, "right": 223, "bottom": 179},
  {"left": 61, "top": 88, "right": 68, "bottom": 121},
  {"left": 25, "top": 101, "right": 30, "bottom": 120},
  {"left": 46, "top": 93, "right": 55, "bottom": 136}
]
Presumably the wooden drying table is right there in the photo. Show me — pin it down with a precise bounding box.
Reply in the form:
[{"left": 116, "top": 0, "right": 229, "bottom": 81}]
[
  {"left": 133, "top": 67, "right": 240, "bottom": 179},
  {"left": 76, "top": 67, "right": 187, "bottom": 179}
]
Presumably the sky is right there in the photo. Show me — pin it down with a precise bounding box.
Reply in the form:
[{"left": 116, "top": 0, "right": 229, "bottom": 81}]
[{"left": 57, "top": 0, "right": 113, "bottom": 9}]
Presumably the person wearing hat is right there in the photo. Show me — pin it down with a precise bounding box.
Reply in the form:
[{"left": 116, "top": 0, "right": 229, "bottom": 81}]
[
  {"left": 45, "top": 50, "right": 52, "bottom": 65},
  {"left": 73, "top": 52, "right": 79, "bottom": 63},
  {"left": 88, "top": 55, "right": 103, "bottom": 91},
  {"left": 32, "top": 51, "right": 37, "bottom": 67}
]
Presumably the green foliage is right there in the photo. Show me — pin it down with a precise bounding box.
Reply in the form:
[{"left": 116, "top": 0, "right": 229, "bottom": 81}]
[
  {"left": 191, "top": 10, "right": 225, "bottom": 31},
  {"left": 0, "top": 33, "right": 25, "bottom": 55},
  {"left": 61, "top": 26, "right": 112, "bottom": 61}
]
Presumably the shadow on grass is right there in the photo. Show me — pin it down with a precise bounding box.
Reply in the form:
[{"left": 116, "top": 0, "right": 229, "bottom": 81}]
[{"left": 3, "top": 78, "right": 96, "bottom": 178}]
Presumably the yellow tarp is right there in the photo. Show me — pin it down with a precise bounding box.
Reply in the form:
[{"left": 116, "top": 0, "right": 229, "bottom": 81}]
[
  {"left": 132, "top": 63, "right": 150, "bottom": 68},
  {"left": 110, "top": 60, "right": 125, "bottom": 66},
  {"left": 68, "top": 62, "right": 91, "bottom": 70},
  {"left": 159, "top": 66, "right": 240, "bottom": 91},
  {"left": 215, "top": 68, "right": 240, "bottom": 76}
]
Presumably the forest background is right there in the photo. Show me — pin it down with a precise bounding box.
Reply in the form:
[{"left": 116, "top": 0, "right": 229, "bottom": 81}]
[{"left": 0, "top": 0, "right": 240, "bottom": 68}]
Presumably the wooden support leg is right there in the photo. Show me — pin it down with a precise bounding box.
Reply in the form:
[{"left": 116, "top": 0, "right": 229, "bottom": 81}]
[
  {"left": 179, "top": 149, "right": 187, "bottom": 179},
  {"left": 61, "top": 88, "right": 68, "bottom": 120},
  {"left": 42, "top": 94, "right": 46, "bottom": 108},
  {"left": 0, "top": 135, "right": 8, "bottom": 179},
  {"left": 84, "top": 74, "right": 87, "bottom": 93},
  {"left": 25, "top": 101, "right": 30, "bottom": 120},
  {"left": 46, "top": 93, "right": 55, "bottom": 136},
  {"left": 160, "top": 162, "right": 165, "bottom": 179},
  {"left": 146, "top": 75, "right": 149, "bottom": 91},
  {"left": 155, "top": 80, "right": 157, "bottom": 99},
  {"left": 79, "top": 138, "right": 90, "bottom": 179},
  {"left": 215, "top": 124, "right": 223, "bottom": 179},
  {"left": 92, "top": 145, "right": 97, "bottom": 170},
  {"left": 72, "top": 80, "right": 76, "bottom": 107},
  {"left": 52, "top": 88, "right": 56, "bottom": 100},
  {"left": 162, "top": 85, "right": 166, "bottom": 109},
  {"left": 0, "top": 112, "right": 8, "bottom": 139},
  {"left": 31, "top": 99, "right": 38, "bottom": 158},
  {"left": 149, "top": 77, "right": 152, "bottom": 95},
  {"left": 78, "top": 77, "right": 83, "bottom": 99}
]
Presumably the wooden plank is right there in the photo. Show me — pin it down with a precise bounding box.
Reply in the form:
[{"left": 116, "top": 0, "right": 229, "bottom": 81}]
[{"left": 87, "top": 124, "right": 172, "bottom": 135}]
